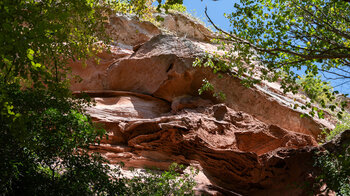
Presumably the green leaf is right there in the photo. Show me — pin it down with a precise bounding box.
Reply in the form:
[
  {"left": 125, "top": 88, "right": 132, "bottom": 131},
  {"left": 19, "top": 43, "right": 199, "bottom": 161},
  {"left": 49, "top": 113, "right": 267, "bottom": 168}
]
[{"left": 27, "top": 49, "right": 34, "bottom": 61}]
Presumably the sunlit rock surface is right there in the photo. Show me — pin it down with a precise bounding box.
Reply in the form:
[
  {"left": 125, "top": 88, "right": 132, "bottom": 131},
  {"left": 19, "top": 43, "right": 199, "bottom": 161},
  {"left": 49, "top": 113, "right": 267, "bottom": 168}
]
[{"left": 69, "top": 11, "right": 338, "bottom": 195}]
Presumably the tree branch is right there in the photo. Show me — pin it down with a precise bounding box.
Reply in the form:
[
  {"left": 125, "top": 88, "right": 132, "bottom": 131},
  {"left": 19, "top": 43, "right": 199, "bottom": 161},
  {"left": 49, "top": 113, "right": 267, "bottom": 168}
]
[{"left": 205, "top": 7, "right": 350, "bottom": 61}]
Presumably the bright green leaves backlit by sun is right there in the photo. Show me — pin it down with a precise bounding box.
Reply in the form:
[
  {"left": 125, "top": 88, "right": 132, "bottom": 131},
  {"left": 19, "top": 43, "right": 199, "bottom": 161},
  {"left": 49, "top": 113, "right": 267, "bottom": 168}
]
[{"left": 200, "top": 0, "right": 350, "bottom": 118}]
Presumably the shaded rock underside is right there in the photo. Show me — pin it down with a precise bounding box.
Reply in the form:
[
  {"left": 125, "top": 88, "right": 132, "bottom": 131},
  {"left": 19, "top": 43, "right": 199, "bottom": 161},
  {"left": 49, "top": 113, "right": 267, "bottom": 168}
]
[{"left": 68, "top": 12, "right": 339, "bottom": 195}]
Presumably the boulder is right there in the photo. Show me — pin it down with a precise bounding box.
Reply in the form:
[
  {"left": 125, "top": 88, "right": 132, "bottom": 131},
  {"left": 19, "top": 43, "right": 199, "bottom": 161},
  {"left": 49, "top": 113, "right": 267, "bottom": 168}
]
[
  {"left": 107, "top": 14, "right": 161, "bottom": 48},
  {"left": 156, "top": 12, "right": 215, "bottom": 42}
]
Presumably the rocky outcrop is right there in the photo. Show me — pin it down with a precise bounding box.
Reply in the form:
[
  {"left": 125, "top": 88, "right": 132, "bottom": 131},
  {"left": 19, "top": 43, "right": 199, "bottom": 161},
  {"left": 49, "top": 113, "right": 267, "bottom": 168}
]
[
  {"left": 69, "top": 45, "right": 133, "bottom": 91},
  {"left": 71, "top": 33, "right": 331, "bottom": 138},
  {"left": 155, "top": 12, "right": 215, "bottom": 42},
  {"left": 68, "top": 12, "right": 340, "bottom": 195},
  {"left": 193, "top": 68, "right": 330, "bottom": 138},
  {"left": 86, "top": 93, "right": 318, "bottom": 195},
  {"left": 107, "top": 14, "right": 161, "bottom": 48}
]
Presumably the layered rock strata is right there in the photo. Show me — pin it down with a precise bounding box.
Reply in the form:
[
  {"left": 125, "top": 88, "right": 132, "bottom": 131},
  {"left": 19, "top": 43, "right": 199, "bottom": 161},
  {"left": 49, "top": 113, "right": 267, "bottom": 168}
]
[{"left": 69, "top": 12, "right": 338, "bottom": 195}]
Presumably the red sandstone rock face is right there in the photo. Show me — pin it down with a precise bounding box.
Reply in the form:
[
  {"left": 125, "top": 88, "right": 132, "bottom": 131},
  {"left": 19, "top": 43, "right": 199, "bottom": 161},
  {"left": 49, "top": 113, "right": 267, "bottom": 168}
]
[
  {"left": 86, "top": 95, "right": 318, "bottom": 195},
  {"left": 84, "top": 91, "right": 170, "bottom": 119},
  {"left": 71, "top": 34, "right": 330, "bottom": 138},
  {"left": 67, "top": 13, "right": 336, "bottom": 195},
  {"left": 69, "top": 46, "right": 133, "bottom": 91}
]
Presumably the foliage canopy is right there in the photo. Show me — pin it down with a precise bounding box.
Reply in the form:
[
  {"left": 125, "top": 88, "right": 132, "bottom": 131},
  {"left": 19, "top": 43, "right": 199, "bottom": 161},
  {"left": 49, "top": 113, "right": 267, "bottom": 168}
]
[
  {"left": 314, "top": 135, "right": 350, "bottom": 195},
  {"left": 0, "top": 0, "right": 196, "bottom": 195},
  {"left": 201, "top": 0, "right": 350, "bottom": 194},
  {"left": 0, "top": 0, "right": 118, "bottom": 194},
  {"left": 202, "top": 0, "right": 349, "bottom": 117}
]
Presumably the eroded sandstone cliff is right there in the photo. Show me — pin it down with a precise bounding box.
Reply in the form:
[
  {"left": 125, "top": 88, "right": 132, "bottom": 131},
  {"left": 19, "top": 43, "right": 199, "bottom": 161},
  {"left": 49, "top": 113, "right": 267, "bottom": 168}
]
[{"left": 69, "top": 11, "right": 336, "bottom": 195}]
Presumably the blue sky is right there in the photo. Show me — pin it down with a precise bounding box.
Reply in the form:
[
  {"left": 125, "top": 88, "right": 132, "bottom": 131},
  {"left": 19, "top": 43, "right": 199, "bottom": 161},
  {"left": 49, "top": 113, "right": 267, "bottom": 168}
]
[
  {"left": 154, "top": 0, "right": 236, "bottom": 31},
  {"left": 183, "top": 0, "right": 350, "bottom": 95},
  {"left": 155, "top": 0, "right": 350, "bottom": 95},
  {"left": 183, "top": 0, "right": 237, "bottom": 31}
]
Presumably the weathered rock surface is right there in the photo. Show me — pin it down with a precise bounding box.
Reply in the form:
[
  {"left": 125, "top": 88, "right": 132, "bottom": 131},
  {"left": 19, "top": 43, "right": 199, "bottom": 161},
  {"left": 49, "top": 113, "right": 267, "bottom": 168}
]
[
  {"left": 107, "top": 14, "right": 161, "bottom": 48},
  {"left": 71, "top": 33, "right": 331, "bottom": 138},
  {"left": 155, "top": 12, "right": 215, "bottom": 42},
  {"left": 83, "top": 91, "right": 170, "bottom": 119},
  {"left": 68, "top": 12, "right": 340, "bottom": 195},
  {"left": 69, "top": 46, "right": 133, "bottom": 91},
  {"left": 87, "top": 96, "right": 318, "bottom": 195}
]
